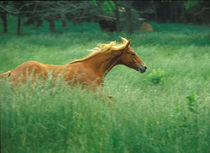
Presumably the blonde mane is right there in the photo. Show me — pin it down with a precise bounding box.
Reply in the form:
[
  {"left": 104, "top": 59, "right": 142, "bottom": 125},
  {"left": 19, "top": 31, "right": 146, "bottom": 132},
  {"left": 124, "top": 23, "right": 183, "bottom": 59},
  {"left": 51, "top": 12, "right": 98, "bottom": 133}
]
[{"left": 70, "top": 39, "right": 128, "bottom": 64}]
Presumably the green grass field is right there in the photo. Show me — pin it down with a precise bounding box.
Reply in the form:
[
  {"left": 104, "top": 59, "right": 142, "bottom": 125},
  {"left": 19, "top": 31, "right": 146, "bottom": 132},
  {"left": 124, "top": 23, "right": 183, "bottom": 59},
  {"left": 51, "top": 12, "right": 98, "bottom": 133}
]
[{"left": 0, "top": 19, "right": 210, "bottom": 153}]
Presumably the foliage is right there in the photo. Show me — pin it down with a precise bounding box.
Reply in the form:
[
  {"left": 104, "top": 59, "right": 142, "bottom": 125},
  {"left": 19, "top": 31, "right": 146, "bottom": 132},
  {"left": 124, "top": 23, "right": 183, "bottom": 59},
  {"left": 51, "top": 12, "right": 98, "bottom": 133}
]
[
  {"left": 1, "top": 1, "right": 209, "bottom": 36},
  {"left": 133, "top": 0, "right": 210, "bottom": 24},
  {"left": 148, "top": 68, "right": 166, "bottom": 84},
  {"left": 0, "top": 1, "right": 105, "bottom": 33},
  {"left": 91, "top": 0, "right": 115, "bottom": 15},
  {"left": 186, "top": 93, "right": 199, "bottom": 114},
  {"left": 184, "top": 0, "right": 200, "bottom": 10}
]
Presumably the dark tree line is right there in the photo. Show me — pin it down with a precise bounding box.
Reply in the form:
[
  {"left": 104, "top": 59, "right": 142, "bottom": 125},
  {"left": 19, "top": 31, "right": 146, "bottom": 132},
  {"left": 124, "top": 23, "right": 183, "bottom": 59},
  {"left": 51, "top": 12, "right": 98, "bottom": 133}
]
[
  {"left": 0, "top": 1, "right": 140, "bottom": 34},
  {"left": 0, "top": 0, "right": 209, "bottom": 35},
  {"left": 133, "top": 0, "right": 210, "bottom": 24},
  {"left": 0, "top": 1, "right": 104, "bottom": 34}
]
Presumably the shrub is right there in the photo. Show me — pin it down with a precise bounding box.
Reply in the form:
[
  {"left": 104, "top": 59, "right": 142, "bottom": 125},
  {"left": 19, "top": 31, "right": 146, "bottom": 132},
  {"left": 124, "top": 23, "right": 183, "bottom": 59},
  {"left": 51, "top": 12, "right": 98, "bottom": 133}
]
[
  {"left": 186, "top": 93, "right": 199, "bottom": 114},
  {"left": 148, "top": 68, "right": 166, "bottom": 84}
]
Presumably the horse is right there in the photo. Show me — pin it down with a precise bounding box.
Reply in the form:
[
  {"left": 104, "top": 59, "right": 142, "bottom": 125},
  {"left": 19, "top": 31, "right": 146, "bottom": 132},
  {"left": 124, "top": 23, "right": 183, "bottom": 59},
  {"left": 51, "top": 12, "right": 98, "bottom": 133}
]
[{"left": 0, "top": 37, "right": 147, "bottom": 91}]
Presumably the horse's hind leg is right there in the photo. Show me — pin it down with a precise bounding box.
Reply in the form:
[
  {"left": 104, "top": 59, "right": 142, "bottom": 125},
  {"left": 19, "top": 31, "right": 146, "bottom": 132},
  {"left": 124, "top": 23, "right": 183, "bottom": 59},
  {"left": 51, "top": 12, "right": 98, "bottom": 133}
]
[{"left": 0, "top": 71, "right": 11, "bottom": 80}]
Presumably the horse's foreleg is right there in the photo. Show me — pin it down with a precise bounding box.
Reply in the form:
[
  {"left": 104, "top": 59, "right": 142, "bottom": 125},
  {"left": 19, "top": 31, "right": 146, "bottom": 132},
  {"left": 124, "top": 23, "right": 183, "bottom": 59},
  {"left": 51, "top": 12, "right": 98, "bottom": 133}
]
[{"left": 96, "top": 87, "right": 117, "bottom": 107}]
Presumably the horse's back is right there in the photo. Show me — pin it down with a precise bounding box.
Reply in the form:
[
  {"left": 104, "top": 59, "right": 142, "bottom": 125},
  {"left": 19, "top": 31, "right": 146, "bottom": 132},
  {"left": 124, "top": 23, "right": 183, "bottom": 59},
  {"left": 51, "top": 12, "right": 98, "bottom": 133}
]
[
  {"left": 11, "top": 61, "right": 47, "bottom": 75},
  {"left": 10, "top": 61, "right": 48, "bottom": 85}
]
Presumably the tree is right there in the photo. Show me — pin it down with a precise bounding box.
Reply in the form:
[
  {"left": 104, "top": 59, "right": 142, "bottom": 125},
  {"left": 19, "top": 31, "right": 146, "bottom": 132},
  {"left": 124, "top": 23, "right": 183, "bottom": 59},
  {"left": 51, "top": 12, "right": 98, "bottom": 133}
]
[
  {"left": 0, "top": 1, "right": 35, "bottom": 35},
  {"left": 91, "top": 0, "right": 140, "bottom": 33},
  {"left": 0, "top": 1, "right": 9, "bottom": 33},
  {"left": 11, "top": 1, "right": 30, "bottom": 35},
  {"left": 184, "top": 0, "right": 210, "bottom": 24}
]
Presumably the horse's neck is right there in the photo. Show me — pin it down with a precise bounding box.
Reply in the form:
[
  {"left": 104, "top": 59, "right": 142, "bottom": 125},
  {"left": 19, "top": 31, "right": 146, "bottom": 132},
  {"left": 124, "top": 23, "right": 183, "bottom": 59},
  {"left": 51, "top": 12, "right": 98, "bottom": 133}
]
[{"left": 83, "top": 51, "right": 121, "bottom": 77}]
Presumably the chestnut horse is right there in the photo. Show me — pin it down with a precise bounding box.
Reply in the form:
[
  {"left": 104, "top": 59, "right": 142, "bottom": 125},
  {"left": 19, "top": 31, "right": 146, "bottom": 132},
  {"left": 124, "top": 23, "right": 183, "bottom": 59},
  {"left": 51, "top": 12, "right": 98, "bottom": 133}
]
[{"left": 0, "top": 37, "right": 147, "bottom": 90}]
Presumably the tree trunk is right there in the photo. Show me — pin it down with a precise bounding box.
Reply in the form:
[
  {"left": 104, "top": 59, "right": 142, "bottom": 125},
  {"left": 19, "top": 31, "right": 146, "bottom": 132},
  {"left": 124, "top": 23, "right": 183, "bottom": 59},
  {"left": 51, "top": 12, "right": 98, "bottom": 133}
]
[
  {"left": 152, "top": 0, "right": 158, "bottom": 22},
  {"left": 125, "top": 7, "right": 133, "bottom": 34},
  {"left": 37, "top": 20, "right": 43, "bottom": 27},
  {"left": 169, "top": 2, "right": 173, "bottom": 22},
  {"left": 61, "top": 20, "right": 66, "bottom": 28},
  {"left": 17, "top": 15, "right": 21, "bottom": 35},
  {"left": 49, "top": 20, "right": 55, "bottom": 33},
  {"left": 155, "top": 1, "right": 161, "bottom": 22},
  {"left": 114, "top": 2, "right": 120, "bottom": 33},
  {"left": 1, "top": 13, "right": 8, "bottom": 33}
]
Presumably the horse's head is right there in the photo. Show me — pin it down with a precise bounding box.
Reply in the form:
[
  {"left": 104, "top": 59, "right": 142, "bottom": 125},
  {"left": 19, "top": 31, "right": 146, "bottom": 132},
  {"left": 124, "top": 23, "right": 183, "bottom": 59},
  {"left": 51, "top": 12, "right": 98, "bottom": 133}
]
[{"left": 117, "top": 37, "right": 147, "bottom": 73}]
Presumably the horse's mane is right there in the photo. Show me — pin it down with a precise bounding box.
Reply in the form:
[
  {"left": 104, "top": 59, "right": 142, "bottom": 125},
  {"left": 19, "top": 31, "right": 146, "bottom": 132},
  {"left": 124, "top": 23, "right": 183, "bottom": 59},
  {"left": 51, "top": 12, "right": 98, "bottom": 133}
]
[{"left": 70, "top": 40, "right": 127, "bottom": 64}]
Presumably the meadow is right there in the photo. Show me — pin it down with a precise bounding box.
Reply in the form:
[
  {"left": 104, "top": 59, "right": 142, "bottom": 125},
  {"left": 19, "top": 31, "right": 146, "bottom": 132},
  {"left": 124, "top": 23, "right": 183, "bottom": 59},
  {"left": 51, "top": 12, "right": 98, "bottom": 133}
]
[{"left": 0, "top": 18, "right": 210, "bottom": 153}]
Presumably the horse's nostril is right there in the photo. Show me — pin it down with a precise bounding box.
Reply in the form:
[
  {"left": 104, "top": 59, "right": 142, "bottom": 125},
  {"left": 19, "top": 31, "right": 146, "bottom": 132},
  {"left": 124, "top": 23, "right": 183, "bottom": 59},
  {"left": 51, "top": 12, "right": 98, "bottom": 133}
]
[{"left": 145, "top": 66, "right": 147, "bottom": 70}]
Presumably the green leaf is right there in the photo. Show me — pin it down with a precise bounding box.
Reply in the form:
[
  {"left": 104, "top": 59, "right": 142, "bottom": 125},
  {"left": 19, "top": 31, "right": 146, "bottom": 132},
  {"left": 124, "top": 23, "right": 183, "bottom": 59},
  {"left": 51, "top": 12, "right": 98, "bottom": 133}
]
[
  {"left": 90, "top": 0, "right": 98, "bottom": 6},
  {"left": 184, "top": 0, "right": 200, "bottom": 10}
]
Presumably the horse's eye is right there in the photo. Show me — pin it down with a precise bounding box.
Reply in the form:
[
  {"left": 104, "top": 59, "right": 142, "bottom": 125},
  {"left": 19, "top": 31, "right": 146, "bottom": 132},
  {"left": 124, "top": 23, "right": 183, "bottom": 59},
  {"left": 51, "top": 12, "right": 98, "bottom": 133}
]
[{"left": 131, "top": 53, "right": 135, "bottom": 56}]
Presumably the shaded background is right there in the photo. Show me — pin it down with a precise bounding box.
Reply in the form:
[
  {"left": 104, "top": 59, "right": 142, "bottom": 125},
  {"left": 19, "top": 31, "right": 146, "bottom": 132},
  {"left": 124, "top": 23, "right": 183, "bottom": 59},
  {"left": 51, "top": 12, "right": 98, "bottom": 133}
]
[{"left": 1, "top": 0, "right": 210, "bottom": 35}]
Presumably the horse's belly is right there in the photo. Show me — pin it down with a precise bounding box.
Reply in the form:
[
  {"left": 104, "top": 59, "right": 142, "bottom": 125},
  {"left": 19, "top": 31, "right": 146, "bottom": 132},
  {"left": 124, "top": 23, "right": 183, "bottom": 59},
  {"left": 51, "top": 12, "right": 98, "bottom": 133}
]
[{"left": 64, "top": 69, "right": 103, "bottom": 88}]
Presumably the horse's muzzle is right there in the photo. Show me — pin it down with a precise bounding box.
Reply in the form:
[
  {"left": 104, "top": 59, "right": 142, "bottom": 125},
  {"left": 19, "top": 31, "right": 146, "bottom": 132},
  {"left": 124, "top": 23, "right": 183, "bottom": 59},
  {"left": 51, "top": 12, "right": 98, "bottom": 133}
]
[{"left": 139, "top": 65, "right": 147, "bottom": 73}]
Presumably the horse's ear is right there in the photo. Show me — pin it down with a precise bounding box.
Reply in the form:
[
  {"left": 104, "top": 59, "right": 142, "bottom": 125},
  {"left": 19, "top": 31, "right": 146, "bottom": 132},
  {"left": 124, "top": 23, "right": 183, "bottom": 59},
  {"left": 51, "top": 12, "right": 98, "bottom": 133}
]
[
  {"left": 121, "top": 37, "right": 130, "bottom": 48},
  {"left": 121, "top": 37, "right": 128, "bottom": 44}
]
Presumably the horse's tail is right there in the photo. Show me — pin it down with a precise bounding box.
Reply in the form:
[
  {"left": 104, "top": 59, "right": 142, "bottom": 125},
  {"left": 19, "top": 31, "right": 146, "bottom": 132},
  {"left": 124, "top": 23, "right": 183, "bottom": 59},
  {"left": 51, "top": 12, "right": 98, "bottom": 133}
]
[{"left": 0, "top": 70, "right": 11, "bottom": 80}]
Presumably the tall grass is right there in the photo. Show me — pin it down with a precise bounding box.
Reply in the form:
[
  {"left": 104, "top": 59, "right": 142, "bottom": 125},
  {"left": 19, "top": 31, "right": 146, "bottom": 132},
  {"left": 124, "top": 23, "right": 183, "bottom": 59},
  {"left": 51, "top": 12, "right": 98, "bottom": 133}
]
[{"left": 0, "top": 19, "right": 210, "bottom": 153}]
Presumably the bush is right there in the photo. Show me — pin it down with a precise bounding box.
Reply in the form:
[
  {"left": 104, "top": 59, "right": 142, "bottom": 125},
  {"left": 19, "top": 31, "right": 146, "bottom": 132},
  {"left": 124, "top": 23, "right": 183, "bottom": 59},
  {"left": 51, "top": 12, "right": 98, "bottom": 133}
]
[
  {"left": 186, "top": 93, "right": 199, "bottom": 114},
  {"left": 148, "top": 68, "right": 166, "bottom": 84}
]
